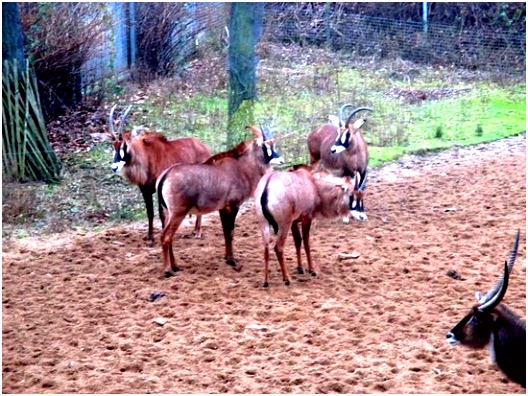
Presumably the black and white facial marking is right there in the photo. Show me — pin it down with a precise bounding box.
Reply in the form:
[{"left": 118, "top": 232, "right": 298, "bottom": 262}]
[
  {"left": 331, "top": 130, "right": 350, "bottom": 154},
  {"left": 262, "top": 141, "right": 285, "bottom": 165},
  {"left": 111, "top": 141, "right": 129, "bottom": 173}
]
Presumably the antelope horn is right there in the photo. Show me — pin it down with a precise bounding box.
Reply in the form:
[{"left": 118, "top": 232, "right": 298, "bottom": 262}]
[
  {"left": 477, "top": 230, "right": 520, "bottom": 308},
  {"left": 259, "top": 122, "right": 274, "bottom": 141},
  {"left": 116, "top": 105, "right": 133, "bottom": 138},
  {"left": 108, "top": 104, "right": 118, "bottom": 139},
  {"left": 338, "top": 103, "right": 355, "bottom": 127},
  {"left": 506, "top": 229, "right": 520, "bottom": 273},
  {"left": 478, "top": 262, "right": 510, "bottom": 312},
  {"left": 345, "top": 107, "right": 374, "bottom": 130}
]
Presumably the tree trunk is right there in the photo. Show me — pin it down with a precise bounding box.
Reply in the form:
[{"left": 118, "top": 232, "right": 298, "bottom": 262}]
[
  {"left": 2, "top": 3, "right": 26, "bottom": 70},
  {"left": 227, "top": 2, "right": 264, "bottom": 147}
]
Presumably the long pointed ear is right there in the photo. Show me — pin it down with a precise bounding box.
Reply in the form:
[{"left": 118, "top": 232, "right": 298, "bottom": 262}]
[
  {"left": 246, "top": 125, "right": 264, "bottom": 145},
  {"left": 351, "top": 118, "right": 365, "bottom": 132},
  {"left": 328, "top": 115, "right": 340, "bottom": 127}
]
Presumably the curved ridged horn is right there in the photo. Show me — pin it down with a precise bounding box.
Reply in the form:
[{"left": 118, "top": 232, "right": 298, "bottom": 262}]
[
  {"left": 478, "top": 262, "right": 510, "bottom": 312},
  {"left": 477, "top": 230, "right": 520, "bottom": 306},
  {"left": 108, "top": 104, "right": 118, "bottom": 139},
  {"left": 338, "top": 104, "right": 356, "bottom": 127},
  {"left": 116, "top": 105, "right": 133, "bottom": 138},
  {"left": 246, "top": 125, "right": 263, "bottom": 140},
  {"left": 259, "top": 122, "right": 274, "bottom": 141},
  {"left": 344, "top": 107, "right": 374, "bottom": 129}
]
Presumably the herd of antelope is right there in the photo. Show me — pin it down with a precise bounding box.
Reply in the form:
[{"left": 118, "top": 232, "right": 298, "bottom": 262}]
[{"left": 92, "top": 104, "right": 525, "bottom": 388}]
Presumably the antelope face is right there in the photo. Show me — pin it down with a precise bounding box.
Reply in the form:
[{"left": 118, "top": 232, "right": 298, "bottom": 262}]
[
  {"left": 446, "top": 307, "right": 494, "bottom": 349},
  {"left": 262, "top": 140, "right": 285, "bottom": 165},
  {"left": 331, "top": 129, "right": 350, "bottom": 154},
  {"left": 111, "top": 140, "right": 129, "bottom": 173},
  {"left": 331, "top": 118, "right": 367, "bottom": 154}
]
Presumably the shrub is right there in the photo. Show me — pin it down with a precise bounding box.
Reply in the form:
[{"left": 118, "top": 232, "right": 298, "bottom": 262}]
[{"left": 19, "top": 3, "right": 110, "bottom": 121}]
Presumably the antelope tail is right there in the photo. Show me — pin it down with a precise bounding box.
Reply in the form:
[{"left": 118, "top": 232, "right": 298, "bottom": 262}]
[
  {"left": 260, "top": 178, "right": 278, "bottom": 234},
  {"left": 157, "top": 170, "right": 171, "bottom": 211}
]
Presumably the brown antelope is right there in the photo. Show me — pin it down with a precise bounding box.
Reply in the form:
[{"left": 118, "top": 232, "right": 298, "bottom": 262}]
[
  {"left": 447, "top": 230, "right": 525, "bottom": 387},
  {"left": 307, "top": 104, "right": 373, "bottom": 222},
  {"left": 254, "top": 164, "right": 361, "bottom": 287},
  {"left": 91, "top": 105, "right": 211, "bottom": 245},
  {"left": 156, "top": 125, "right": 284, "bottom": 278}
]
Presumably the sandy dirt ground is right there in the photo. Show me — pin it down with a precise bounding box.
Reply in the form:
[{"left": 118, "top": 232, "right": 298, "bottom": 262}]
[{"left": 2, "top": 135, "right": 526, "bottom": 394}]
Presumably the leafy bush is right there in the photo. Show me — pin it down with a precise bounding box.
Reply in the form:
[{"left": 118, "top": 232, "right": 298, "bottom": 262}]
[{"left": 20, "top": 3, "right": 110, "bottom": 121}]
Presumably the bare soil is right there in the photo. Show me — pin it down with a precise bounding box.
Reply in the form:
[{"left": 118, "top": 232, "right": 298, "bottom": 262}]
[{"left": 2, "top": 134, "right": 526, "bottom": 394}]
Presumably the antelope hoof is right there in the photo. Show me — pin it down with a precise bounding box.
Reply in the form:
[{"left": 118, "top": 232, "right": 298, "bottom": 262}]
[
  {"left": 146, "top": 238, "right": 155, "bottom": 247},
  {"left": 225, "top": 257, "right": 242, "bottom": 272},
  {"left": 297, "top": 266, "right": 304, "bottom": 274},
  {"left": 164, "top": 270, "right": 175, "bottom": 278},
  {"left": 263, "top": 282, "right": 269, "bottom": 288},
  {"left": 284, "top": 280, "right": 291, "bottom": 286},
  {"left": 309, "top": 270, "right": 317, "bottom": 277}
]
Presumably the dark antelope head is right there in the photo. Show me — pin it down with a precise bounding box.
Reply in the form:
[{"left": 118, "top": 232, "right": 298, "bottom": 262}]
[
  {"left": 349, "top": 170, "right": 368, "bottom": 221},
  {"left": 446, "top": 230, "right": 520, "bottom": 348},
  {"left": 90, "top": 104, "right": 134, "bottom": 173},
  {"left": 331, "top": 106, "right": 373, "bottom": 154},
  {"left": 247, "top": 123, "right": 285, "bottom": 165},
  {"left": 107, "top": 104, "right": 134, "bottom": 173}
]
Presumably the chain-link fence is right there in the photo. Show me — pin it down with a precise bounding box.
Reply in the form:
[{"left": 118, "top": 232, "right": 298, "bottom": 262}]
[
  {"left": 188, "top": 3, "right": 525, "bottom": 74},
  {"left": 79, "top": 2, "right": 526, "bottom": 96},
  {"left": 261, "top": 5, "right": 525, "bottom": 74}
]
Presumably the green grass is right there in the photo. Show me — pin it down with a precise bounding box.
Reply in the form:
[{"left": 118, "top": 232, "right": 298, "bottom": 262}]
[
  {"left": 116, "top": 48, "right": 524, "bottom": 171},
  {"left": 130, "top": 78, "right": 525, "bottom": 169}
]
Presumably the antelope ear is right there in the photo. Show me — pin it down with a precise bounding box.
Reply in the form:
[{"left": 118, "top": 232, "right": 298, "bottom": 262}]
[
  {"left": 475, "top": 291, "right": 482, "bottom": 303},
  {"left": 352, "top": 118, "right": 365, "bottom": 130},
  {"left": 246, "top": 125, "right": 264, "bottom": 145},
  {"left": 131, "top": 126, "right": 145, "bottom": 138},
  {"left": 328, "top": 115, "right": 340, "bottom": 127}
]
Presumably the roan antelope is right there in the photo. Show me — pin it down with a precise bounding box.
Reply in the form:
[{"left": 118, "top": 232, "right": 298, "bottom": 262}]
[
  {"left": 254, "top": 164, "right": 361, "bottom": 287},
  {"left": 446, "top": 230, "right": 525, "bottom": 388},
  {"left": 91, "top": 105, "right": 211, "bottom": 245},
  {"left": 307, "top": 104, "right": 373, "bottom": 222},
  {"left": 156, "top": 125, "right": 284, "bottom": 278}
]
